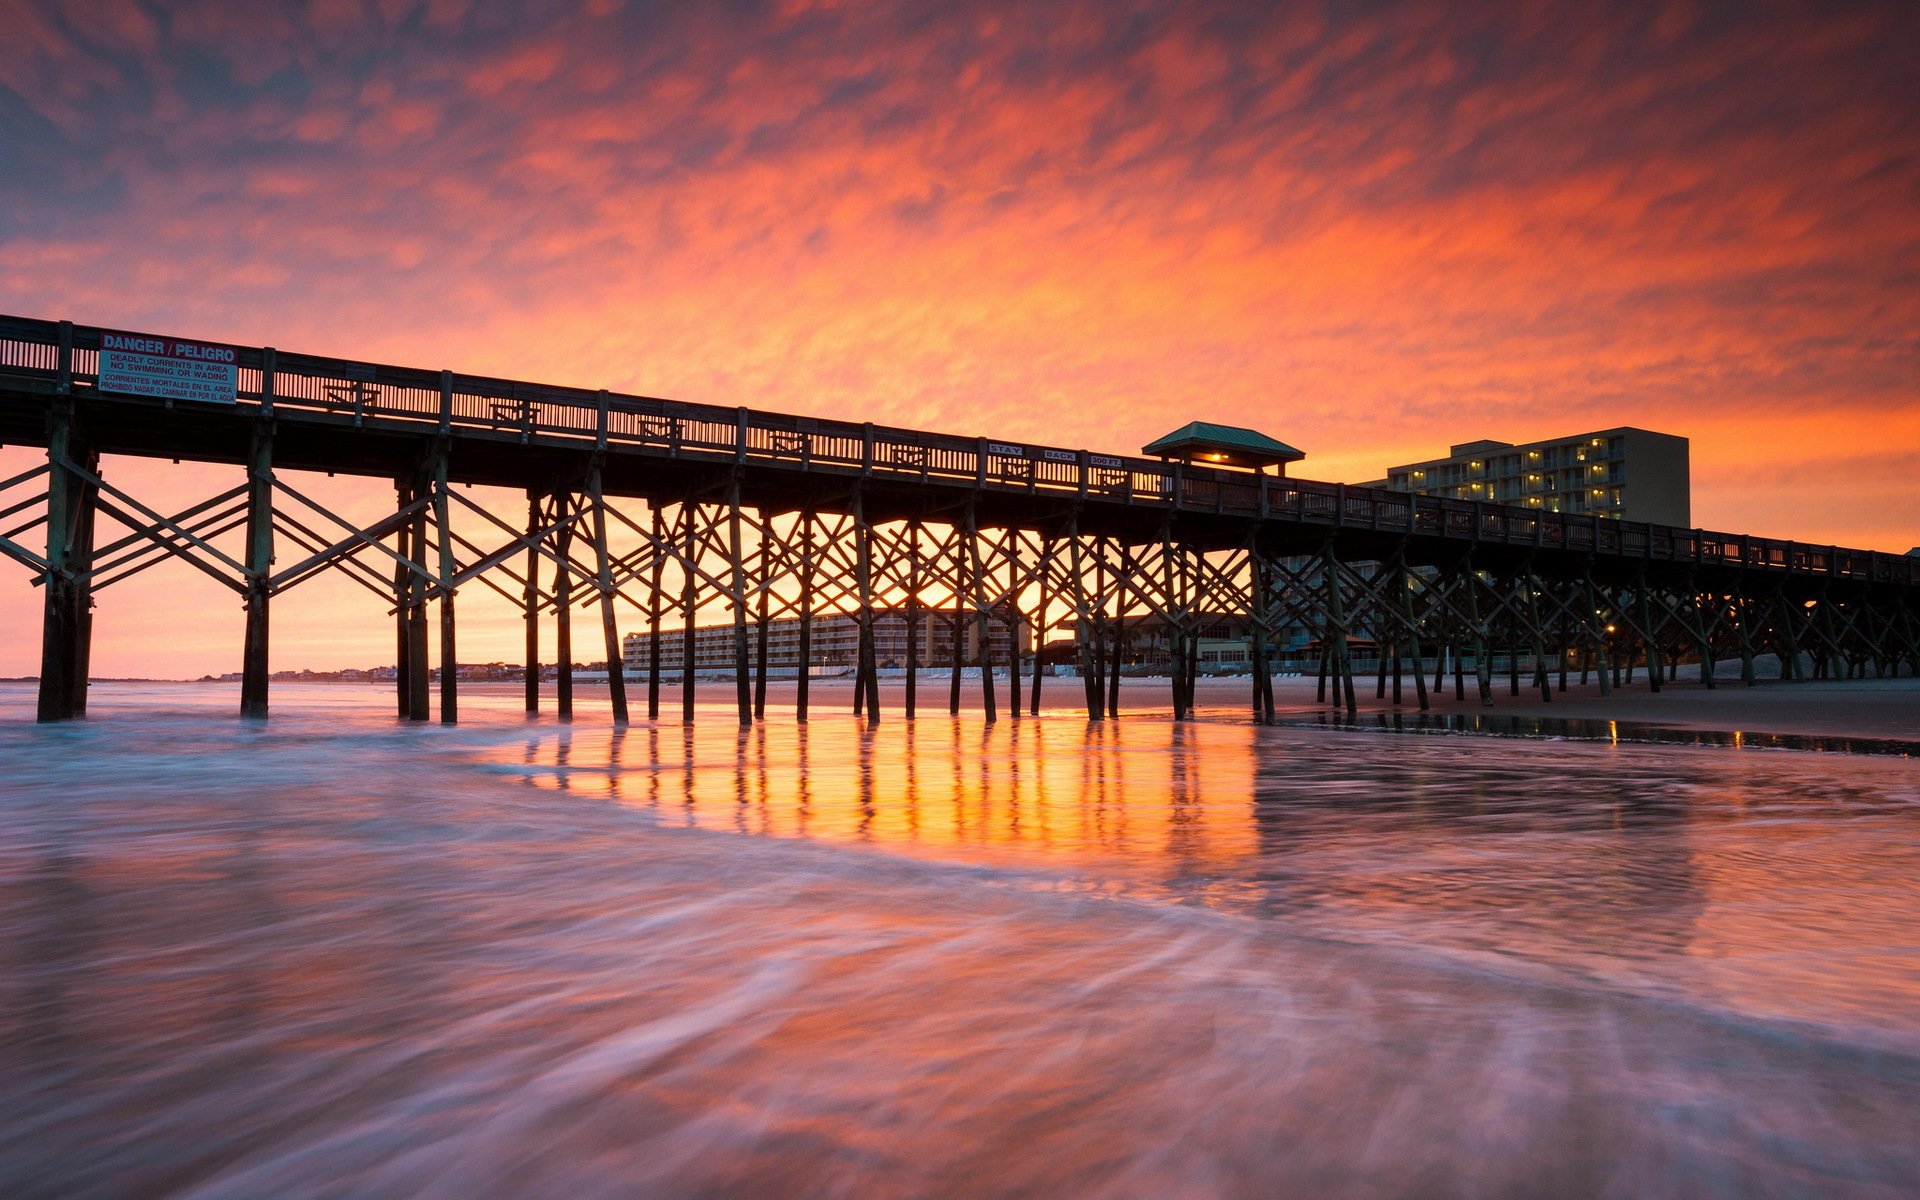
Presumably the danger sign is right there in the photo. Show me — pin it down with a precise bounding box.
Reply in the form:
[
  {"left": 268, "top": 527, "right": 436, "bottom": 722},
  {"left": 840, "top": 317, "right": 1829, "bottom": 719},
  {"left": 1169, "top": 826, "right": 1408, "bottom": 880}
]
[{"left": 97, "top": 331, "right": 238, "bottom": 405}]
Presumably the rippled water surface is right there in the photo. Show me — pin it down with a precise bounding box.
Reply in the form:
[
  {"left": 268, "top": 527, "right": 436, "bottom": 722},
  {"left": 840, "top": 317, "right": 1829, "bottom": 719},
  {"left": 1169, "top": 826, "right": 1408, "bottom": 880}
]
[{"left": 3, "top": 682, "right": 1918, "bottom": 1198}]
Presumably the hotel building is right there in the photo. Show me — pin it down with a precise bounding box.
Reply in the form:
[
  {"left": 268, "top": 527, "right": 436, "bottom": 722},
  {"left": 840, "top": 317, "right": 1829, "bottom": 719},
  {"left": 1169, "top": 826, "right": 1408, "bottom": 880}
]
[{"left": 1368, "top": 427, "right": 1689, "bottom": 525}]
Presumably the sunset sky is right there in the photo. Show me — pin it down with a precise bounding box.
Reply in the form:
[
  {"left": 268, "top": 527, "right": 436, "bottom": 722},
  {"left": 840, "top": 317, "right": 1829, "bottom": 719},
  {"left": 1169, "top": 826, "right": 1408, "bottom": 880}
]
[{"left": 3, "top": 0, "right": 1917, "bottom": 678}]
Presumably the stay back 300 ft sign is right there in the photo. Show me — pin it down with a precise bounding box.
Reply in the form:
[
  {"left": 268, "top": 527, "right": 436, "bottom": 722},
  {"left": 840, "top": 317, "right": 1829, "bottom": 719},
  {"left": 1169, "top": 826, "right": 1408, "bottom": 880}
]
[{"left": 97, "top": 331, "right": 238, "bottom": 404}]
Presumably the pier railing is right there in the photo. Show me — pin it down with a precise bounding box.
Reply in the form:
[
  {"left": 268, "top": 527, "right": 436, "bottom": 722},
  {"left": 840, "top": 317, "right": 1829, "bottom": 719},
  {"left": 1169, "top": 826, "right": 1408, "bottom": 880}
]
[{"left": 2, "top": 314, "right": 1913, "bottom": 586}]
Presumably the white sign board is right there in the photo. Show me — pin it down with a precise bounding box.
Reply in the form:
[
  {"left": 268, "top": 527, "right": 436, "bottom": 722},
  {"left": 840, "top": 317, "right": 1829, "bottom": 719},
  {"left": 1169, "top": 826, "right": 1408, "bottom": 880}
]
[{"left": 97, "top": 331, "right": 238, "bottom": 405}]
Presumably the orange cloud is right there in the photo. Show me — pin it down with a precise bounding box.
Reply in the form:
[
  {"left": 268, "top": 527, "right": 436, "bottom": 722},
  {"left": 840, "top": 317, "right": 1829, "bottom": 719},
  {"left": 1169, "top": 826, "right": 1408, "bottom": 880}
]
[{"left": 1, "top": 0, "right": 1916, "bottom": 676}]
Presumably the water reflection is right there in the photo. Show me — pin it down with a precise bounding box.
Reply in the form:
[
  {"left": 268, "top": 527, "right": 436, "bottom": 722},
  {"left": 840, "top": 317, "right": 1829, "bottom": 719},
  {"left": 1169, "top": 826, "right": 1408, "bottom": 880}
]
[
  {"left": 484, "top": 700, "right": 1920, "bottom": 1040},
  {"left": 1291, "top": 708, "right": 1920, "bottom": 756},
  {"left": 2, "top": 685, "right": 1919, "bottom": 1198}
]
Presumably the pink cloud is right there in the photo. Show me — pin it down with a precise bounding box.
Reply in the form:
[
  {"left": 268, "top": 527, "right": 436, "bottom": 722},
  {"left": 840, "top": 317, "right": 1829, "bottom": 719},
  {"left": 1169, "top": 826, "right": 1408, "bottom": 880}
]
[{"left": 1, "top": 1, "right": 1916, "bottom": 676}]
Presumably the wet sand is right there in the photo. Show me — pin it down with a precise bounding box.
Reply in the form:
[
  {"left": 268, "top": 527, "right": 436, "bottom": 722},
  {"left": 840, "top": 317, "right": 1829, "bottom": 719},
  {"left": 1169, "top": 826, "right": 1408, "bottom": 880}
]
[
  {"left": 568, "top": 666, "right": 1920, "bottom": 742},
  {"left": 1254, "top": 673, "right": 1920, "bottom": 741}
]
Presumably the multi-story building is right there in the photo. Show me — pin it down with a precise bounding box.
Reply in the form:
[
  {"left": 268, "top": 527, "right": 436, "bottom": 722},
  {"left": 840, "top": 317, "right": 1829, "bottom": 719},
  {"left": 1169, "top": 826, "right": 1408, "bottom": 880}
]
[
  {"left": 622, "top": 606, "right": 1027, "bottom": 677},
  {"left": 1367, "top": 427, "right": 1689, "bottom": 525}
]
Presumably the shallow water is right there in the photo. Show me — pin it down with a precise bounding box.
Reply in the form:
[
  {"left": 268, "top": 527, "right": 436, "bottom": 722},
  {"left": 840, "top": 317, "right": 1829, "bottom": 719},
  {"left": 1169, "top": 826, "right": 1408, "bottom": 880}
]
[{"left": 3, "top": 683, "right": 1918, "bottom": 1198}]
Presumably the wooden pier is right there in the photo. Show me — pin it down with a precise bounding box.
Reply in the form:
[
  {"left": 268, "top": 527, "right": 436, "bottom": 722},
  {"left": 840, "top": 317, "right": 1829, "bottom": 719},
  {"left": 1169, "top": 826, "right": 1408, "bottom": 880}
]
[{"left": 3, "top": 314, "right": 1916, "bottom": 725}]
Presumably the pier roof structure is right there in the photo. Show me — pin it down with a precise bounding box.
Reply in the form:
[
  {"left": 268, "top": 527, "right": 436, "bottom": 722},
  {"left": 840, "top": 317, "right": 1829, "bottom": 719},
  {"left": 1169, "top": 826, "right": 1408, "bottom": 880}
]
[{"left": 1141, "top": 422, "right": 1305, "bottom": 471}]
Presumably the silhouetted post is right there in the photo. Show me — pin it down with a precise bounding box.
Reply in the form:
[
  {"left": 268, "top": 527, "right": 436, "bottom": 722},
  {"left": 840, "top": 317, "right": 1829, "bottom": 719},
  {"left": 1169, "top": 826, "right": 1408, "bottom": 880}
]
[
  {"left": 729, "top": 478, "right": 752, "bottom": 726},
  {"left": 394, "top": 477, "right": 411, "bottom": 718},
  {"left": 753, "top": 514, "right": 770, "bottom": 720},
  {"left": 1161, "top": 523, "right": 1185, "bottom": 719},
  {"left": 1524, "top": 567, "right": 1552, "bottom": 702},
  {"left": 1005, "top": 529, "right": 1023, "bottom": 717},
  {"left": 1636, "top": 574, "right": 1661, "bottom": 694},
  {"left": 36, "top": 373, "right": 83, "bottom": 723},
  {"left": 554, "top": 496, "right": 574, "bottom": 720},
  {"left": 1507, "top": 579, "right": 1523, "bottom": 696},
  {"left": 1403, "top": 560, "right": 1430, "bottom": 712},
  {"left": 590, "top": 461, "right": 627, "bottom": 725},
  {"left": 1462, "top": 558, "right": 1491, "bottom": 708},
  {"left": 1068, "top": 519, "right": 1101, "bottom": 719},
  {"left": 905, "top": 518, "right": 921, "bottom": 719},
  {"left": 406, "top": 466, "right": 431, "bottom": 722},
  {"left": 1104, "top": 538, "right": 1122, "bottom": 717},
  {"left": 237, "top": 351, "right": 277, "bottom": 718},
  {"left": 949, "top": 605, "right": 965, "bottom": 716},
  {"left": 967, "top": 502, "right": 996, "bottom": 723},
  {"left": 681, "top": 500, "right": 697, "bottom": 721},
  {"left": 433, "top": 444, "right": 458, "bottom": 724},
  {"left": 797, "top": 509, "right": 814, "bottom": 723},
  {"left": 1586, "top": 574, "right": 1612, "bottom": 698},
  {"left": 524, "top": 493, "right": 541, "bottom": 713},
  {"left": 390, "top": 471, "right": 431, "bottom": 722},
  {"left": 647, "top": 503, "right": 663, "bottom": 719},
  {"left": 1029, "top": 534, "right": 1048, "bottom": 716},
  {"left": 1325, "top": 545, "right": 1357, "bottom": 714},
  {"left": 68, "top": 439, "right": 98, "bottom": 718}
]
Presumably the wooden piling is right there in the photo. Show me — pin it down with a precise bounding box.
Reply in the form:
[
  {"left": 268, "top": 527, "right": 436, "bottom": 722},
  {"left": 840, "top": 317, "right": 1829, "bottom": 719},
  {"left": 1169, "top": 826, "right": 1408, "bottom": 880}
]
[
  {"left": 394, "top": 478, "right": 411, "bottom": 719},
  {"left": 647, "top": 503, "right": 663, "bottom": 720},
  {"left": 1067, "top": 519, "right": 1102, "bottom": 719},
  {"left": 554, "top": 495, "right": 574, "bottom": 721},
  {"left": 432, "top": 445, "right": 457, "bottom": 724},
  {"left": 590, "top": 462, "right": 628, "bottom": 725},
  {"left": 1005, "top": 528, "right": 1023, "bottom": 718},
  {"left": 36, "top": 397, "right": 81, "bottom": 723},
  {"left": 728, "top": 480, "right": 753, "bottom": 725},
  {"left": 966, "top": 502, "right": 996, "bottom": 723},
  {"left": 525, "top": 493, "right": 541, "bottom": 714},
  {"left": 797, "top": 509, "right": 814, "bottom": 723},
  {"left": 1402, "top": 560, "right": 1430, "bottom": 712},
  {"left": 753, "top": 514, "right": 770, "bottom": 720},
  {"left": 240, "top": 365, "right": 274, "bottom": 720},
  {"left": 906, "top": 518, "right": 922, "bottom": 719},
  {"left": 1324, "top": 545, "right": 1357, "bottom": 715},
  {"left": 855, "top": 491, "right": 881, "bottom": 722},
  {"left": 680, "top": 500, "right": 696, "bottom": 721},
  {"left": 1464, "top": 559, "right": 1492, "bottom": 707}
]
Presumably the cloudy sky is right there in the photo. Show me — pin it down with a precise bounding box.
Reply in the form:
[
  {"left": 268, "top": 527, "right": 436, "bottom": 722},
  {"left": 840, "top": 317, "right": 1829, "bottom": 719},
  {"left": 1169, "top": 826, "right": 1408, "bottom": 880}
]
[{"left": 2, "top": 0, "right": 1916, "bottom": 676}]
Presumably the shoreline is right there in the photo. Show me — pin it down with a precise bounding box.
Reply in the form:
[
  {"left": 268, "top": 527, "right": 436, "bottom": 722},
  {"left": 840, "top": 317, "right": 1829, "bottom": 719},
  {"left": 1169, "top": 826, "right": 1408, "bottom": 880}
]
[{"left": 25, "top": 670, "right": 1918, "bottom": 743}]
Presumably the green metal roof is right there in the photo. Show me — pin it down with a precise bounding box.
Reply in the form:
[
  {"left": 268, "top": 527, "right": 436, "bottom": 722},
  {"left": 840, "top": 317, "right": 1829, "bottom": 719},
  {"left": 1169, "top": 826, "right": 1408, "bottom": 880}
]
[{"left": 1141, "top": 421, "right": 1305, "bottom": 465}]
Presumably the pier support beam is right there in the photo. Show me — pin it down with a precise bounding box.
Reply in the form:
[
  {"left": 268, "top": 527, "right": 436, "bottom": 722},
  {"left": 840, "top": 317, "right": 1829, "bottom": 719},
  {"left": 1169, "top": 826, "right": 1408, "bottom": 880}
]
[
  {"left": 906, "top": 518, "right": 922, "bottom": 719},
  {"left": 433, "top": 444, "right": 457, "bottom": 724},
  {"left": 967, "top": 503, "right": 996, "bottom": 724},
  {"left": 730, "top": 478, "right": 753, "bottom": 726},
  {"left": 555, "top": 496, "right": 574, "bottom": 721},
  {"left": 857, "top": 491, "right": 883, "bottom": 722},
  {"left": 647, "top": 503, "right": 664, "bottom": 721},
  {"left": 590, "top": 461, "right": 628, "bottom": 726},
  {"left": 240, "top": 415, "right": 274, "bottom": 719},
  {"left": 797, "top": 509, "right": 814, "bottom": 723},
  {"left": 405, "top": 467, "right": 431, "bottom": 722},
  {"left": 680, "top": 500, "right": 696, "bottom": 723},
  {"left": 36, "top": 393, "right": 94, "bottom": 723},
  {"left": 524, "top": 493, "right": 541, "bottom": 714}
]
